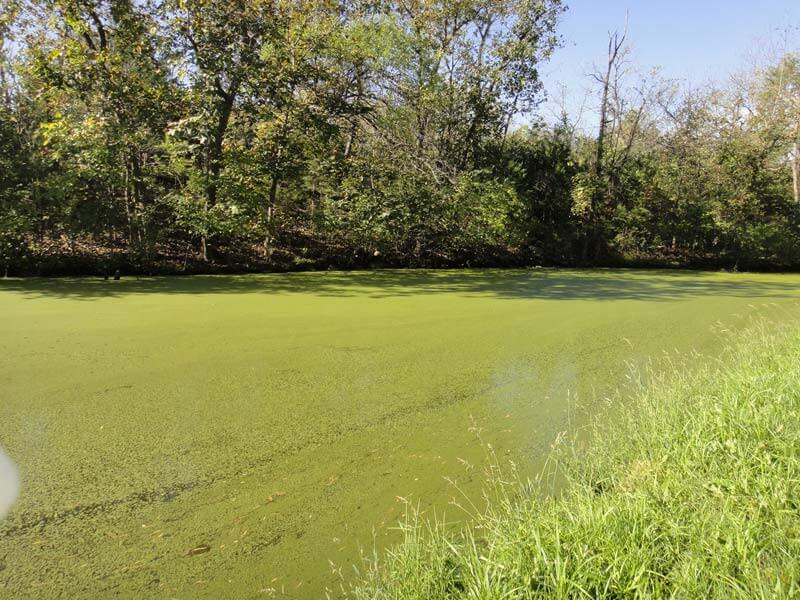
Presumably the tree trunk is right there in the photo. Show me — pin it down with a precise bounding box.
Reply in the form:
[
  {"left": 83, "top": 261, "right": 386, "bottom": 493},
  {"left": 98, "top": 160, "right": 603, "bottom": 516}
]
[
  {"left": 200, "top": 195, "right": 209, "bottom": 262},
  {"left": 587, "top": 28, "right": 627, "bottom": 265},
  {"left": 131, "top": 153, "right": 146, "bottom": 252},
  {"left": 343, "top": 67, "right": 364, "bottom": 159},
  {"left": 207, "top": 84, "right": 236, "bottom": 205},
  {"left": 596, "top": 32, "right": 624, "bottom": 180},
  {"left": 581, "top": 236, "right": 591, "bottom": 264},
  {"left": 200, "top": 80, "right": 238, "bottom": 263},
  {"left": 123, "top": 164, "right": 136, "bottom": 250},
  {"left": 264, "top": 175, "right": 279, "bottom": 257},
  {"left": 793, "top": 140, "right": 799, "bottom": 203}
]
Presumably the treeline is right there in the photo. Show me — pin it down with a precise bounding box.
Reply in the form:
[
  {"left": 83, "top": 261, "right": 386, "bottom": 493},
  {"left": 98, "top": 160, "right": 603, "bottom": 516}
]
[{"left": 0, "top": 0, "right": 798, "bottom": 276}]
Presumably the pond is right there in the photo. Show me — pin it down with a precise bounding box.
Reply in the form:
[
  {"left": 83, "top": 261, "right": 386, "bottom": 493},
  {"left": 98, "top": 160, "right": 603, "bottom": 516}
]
[{"left": 1, "top": 269, "right": 798, "bottom": 598}]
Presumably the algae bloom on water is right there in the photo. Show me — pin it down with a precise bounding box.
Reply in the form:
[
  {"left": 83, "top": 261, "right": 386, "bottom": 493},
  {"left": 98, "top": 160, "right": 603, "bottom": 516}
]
[{"left": 0, "top": 269, "right": 799, "bottom": 598}]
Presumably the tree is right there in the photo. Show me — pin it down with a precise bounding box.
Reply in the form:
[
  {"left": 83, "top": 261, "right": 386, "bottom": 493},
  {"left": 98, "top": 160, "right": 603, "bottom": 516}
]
[
  {"left": 17, "top": 0, "right": 176, "bottom": 257},
  {"left": 759, "top": 54, "right": 800, "bottom": 203}
]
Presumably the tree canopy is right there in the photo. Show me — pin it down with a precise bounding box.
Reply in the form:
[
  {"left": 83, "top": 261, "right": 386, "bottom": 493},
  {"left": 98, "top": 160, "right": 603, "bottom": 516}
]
[{"left": 0, "top": 0, "right": 798, "bottom": 275}]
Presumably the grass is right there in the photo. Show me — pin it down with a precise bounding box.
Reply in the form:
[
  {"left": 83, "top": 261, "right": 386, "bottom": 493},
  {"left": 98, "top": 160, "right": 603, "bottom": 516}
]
[{"left": 350, "top": 320, "right": 800, "bottom": 599}]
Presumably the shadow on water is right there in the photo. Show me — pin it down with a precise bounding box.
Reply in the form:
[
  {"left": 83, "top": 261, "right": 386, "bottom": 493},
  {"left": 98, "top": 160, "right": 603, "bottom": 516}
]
[{"left": 1, "top": 268, "right": 798, "bottom": 302}]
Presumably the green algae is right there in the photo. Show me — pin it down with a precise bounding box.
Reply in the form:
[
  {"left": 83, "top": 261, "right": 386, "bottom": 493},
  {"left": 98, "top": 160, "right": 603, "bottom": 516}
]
[{"left": 0, "top": 268, "right": 798, "bottom": 599}]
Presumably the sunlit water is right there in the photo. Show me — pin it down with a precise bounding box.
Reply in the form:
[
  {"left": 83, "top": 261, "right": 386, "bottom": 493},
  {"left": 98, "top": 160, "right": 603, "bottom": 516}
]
[{"left": 1, "top": 269, "right": 798, "bottom": 598}]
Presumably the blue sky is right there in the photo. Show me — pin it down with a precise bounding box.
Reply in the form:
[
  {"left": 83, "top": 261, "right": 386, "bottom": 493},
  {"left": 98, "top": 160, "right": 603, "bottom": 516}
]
[{"left": 539, "top": 0, "right": 800, "bottom": 124}]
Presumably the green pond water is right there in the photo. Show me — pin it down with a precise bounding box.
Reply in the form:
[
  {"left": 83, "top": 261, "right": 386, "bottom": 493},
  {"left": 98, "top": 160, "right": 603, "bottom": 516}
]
[{"left": 1, "top": 269, "right": 799, "bottom": 599}]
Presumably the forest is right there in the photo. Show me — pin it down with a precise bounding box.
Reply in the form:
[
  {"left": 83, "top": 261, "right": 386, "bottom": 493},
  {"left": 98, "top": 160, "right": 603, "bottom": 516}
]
[{"left": 0, "top": 0, "right": 799, "bottom": 276}]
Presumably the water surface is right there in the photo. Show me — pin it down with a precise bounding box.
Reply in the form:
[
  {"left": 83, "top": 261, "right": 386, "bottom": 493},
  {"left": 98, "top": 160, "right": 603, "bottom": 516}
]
[{"left": 1, "top": 269, "right": 798, "bottom": 598}]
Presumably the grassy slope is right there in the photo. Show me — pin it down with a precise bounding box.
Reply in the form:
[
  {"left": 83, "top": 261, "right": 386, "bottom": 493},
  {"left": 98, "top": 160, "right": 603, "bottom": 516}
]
[{"left": 352, "top": 323, "right": 800, "bottom": 599}]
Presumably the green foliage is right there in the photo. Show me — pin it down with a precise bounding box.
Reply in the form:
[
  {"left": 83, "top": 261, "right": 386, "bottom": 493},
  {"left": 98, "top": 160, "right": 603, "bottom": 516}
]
[
  {"left": 0, "top": 210, "right": 29, "bottom": 276},
  {"left": 0, "top": 1, "right": 798, "bottom": 272}
]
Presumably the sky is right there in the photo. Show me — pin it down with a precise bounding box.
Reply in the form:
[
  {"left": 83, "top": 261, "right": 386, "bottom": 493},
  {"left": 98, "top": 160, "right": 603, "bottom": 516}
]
[{"left": 539, "top": 0, "right": 800, "bottom": 126}]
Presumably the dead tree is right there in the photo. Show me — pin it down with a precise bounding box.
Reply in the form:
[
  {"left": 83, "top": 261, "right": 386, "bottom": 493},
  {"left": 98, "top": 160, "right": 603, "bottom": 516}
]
[{"left": 595, "top": 24, "right": 628, "bottom": 181}]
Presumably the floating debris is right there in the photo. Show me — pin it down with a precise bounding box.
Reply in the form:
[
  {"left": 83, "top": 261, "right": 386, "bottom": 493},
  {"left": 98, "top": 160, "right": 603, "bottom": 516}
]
[{"left": 187, "top": 545, "right": 211, "bottom": 557}]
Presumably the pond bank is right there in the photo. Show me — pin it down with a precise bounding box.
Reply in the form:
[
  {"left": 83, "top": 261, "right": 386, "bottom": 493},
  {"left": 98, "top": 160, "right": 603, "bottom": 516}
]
[{"left": 352, "top": 321, "right": 800, "bottom": 598}]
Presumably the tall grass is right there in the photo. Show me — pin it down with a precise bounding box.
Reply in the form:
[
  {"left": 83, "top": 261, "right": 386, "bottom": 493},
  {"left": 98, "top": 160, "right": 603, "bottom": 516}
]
[{"left": 351, "top": 321, "right": 800, "bottom": 599}]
